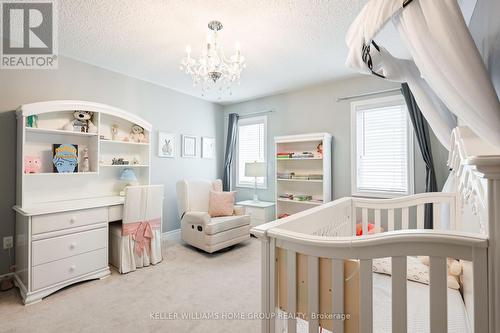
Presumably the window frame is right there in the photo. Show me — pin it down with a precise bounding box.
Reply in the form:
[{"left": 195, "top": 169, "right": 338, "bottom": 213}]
[
  {"left": 350, "top": 95, "right": 415, "bottom": 198},
  {"left": 235, "top": 115, "right": 268, "bottom": 189}
]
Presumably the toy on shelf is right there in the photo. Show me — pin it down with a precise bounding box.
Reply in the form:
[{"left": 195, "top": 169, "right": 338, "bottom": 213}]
[
  {"left": 24, "top": 156, "right": 41, "bottom": 173},
  {"left": 26, "top": 115, "right": 38, "bottom": 128},
  {"left": 112, "top": 158, "right": 129, "bottom": 165},
  {"left": 63, "top": 111, "right": 97, "bottom": 133},
  {"left": 316, "top": 142, "right": 323, "bottom": 158},
  {"left": 129, "top": 124, "right": 147, "bottom": 143},
  {"left": 111, "top": 124, "right": 118, "bottom": 140},
  {"left": 81, "top": 148, "right": 90, "bottom": 172},
  {"left": 52, "top": 144, "right": 78, "bottom": 173}
]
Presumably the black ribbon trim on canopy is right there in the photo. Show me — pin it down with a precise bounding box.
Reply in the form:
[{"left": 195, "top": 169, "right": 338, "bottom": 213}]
[
  {"left": 362, "top": 40, "right": 385, "bottom": 79},
  {"left": 403, "top": 0, "right": 414, "bottom": 8}
]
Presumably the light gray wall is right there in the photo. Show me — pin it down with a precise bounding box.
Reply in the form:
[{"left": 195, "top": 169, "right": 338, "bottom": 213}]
[
  {"left": 0, "top": 56, "right": 224, "bottom": 275},
  {"left": 223, "top": 75, "right": 450, "bottom": 203},
  {"left": 469, "top": 0, "right": 500, "bottom": 96}
]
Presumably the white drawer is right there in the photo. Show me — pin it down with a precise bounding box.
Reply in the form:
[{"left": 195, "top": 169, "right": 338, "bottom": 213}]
[
  {"left": 32, "top": 227, "right": 107, "bottom": 266},
  {"left": 108, "top": 205, "right": 123, "bottom": 222},
  {"left": 32, "top": 207, "right": 108, "bottom": 235},
  {"left": 32, "top": 248, "right": 107, "bottom": 291},
  {"left": 245, "top": 207, "right": 266, "bottom": 220}
]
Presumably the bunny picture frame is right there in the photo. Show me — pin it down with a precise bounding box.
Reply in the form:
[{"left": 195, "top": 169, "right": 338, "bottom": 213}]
[{"left": 158, "top": 132, "right": 175, "bottom": 158}]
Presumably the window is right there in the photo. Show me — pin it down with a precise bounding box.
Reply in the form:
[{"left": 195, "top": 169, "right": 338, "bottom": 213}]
[
  {"left": 236, "top": 116, "right": 267, "bottom": 188},
  {"left": 351, "top": 96, "right": 414, "bottom": 197}
]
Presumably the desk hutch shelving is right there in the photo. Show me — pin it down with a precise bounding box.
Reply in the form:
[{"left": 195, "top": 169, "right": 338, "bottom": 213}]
[{"left": 13, "top": 100, "right": 152, "bottom": 304}]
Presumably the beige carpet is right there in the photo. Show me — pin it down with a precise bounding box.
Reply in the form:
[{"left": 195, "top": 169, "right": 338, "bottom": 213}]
[{"left": 0, "top": 238, "right": 261, "bottom": 333}]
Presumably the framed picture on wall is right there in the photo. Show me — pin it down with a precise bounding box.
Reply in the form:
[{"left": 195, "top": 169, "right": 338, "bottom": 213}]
[
  {"left": 182, "top": 135, "right": 197, "bottom": 158},
  {"left": 158, "top": 132, "right": 175, "bottom": 158},
  {"left": 201, "top": 137, "right": 215, "bottom": 159}
]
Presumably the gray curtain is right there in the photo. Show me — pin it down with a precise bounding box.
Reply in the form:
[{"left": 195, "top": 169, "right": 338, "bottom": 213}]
[
  {"left": 401, "top": 83, "right": 437, "bottom": 229},
  {"left": 223, "top": 113, "right": 239, "bottom": 191}
]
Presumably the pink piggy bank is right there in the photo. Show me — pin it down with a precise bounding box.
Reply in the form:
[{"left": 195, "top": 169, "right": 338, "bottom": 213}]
[{"left": 24, "top": 156, "right": 42, "bottom": 173}]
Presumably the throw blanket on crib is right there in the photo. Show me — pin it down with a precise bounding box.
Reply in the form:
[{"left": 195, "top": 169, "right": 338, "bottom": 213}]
[{"left": 122, "top": 219, "right": 161, "bottom": 256}]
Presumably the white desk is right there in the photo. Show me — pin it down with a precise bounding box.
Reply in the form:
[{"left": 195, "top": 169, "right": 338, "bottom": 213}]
[
  {"left": 13, "top": 195, "right": 125, "bottom": 304},
  {"left": 13, "top": 196, "right": 124, "bottom": 216}
]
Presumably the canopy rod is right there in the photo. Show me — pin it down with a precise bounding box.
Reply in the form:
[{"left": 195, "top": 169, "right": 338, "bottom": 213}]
[
  {"left": 336, "top": 88, "right": 401, "bottom": 102},
  {"left": 224, "top": 109, "right": 275, "bottom": 119}
]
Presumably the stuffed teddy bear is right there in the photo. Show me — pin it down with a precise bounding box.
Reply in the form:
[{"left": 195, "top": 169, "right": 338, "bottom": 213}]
[
  {"left": 419, "top": 256, "right": 462, "bottom": 289},
  {"left": 64, "top": 111, "right": 97, "bottom": 133},
  {"left": 129, "top": 124, "right": 146, "bottom": 143}
]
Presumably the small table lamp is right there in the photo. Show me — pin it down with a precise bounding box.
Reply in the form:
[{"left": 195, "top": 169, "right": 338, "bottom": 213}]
[
  {"left": 119, "top": 168, "right": 138, "bottom": 196},
  {"left": 245, "top": 161, "right": 266, "bottom": 202}
]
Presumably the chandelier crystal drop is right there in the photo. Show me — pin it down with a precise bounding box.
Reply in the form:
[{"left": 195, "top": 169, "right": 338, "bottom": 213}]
[{"left": 180, "top": 20, "right": 246, "bottom": 98}]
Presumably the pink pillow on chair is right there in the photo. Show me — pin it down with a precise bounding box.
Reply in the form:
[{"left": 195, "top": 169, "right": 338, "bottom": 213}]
[{"left": 208, "top": 191, "right": 236, "bottom": 217}]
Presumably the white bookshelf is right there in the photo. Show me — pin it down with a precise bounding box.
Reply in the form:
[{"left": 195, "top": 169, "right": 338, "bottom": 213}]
[
  {"left": 16, "top": 100, "right": 152, "bottom": 207},
  {"left": 274, "top": 133, "right": 332, "bottom": 219}
]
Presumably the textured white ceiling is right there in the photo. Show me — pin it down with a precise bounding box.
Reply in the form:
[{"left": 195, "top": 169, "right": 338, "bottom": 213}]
[{"left": 58, "top": 0, "right": 408, "bottom": 104}]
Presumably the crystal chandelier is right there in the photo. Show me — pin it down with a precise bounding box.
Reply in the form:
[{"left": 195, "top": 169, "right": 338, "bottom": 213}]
[{"left": 180, "top": 20, "right": 246, "bottom": 98}]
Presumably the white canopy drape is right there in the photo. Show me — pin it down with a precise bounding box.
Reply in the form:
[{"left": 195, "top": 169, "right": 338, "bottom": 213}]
[{"left": 346, "top": 0, "right": 500, "bottom": 149}]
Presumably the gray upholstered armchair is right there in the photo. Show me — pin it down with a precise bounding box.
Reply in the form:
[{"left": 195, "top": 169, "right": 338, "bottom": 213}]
[{"left": 176, "top": 179, "right": 251, "bottom": 253}]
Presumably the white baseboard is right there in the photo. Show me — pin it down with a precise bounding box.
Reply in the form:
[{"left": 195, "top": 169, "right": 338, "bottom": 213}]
[{"left": 162, "top": 228, "right": 181, "bottom": 242}]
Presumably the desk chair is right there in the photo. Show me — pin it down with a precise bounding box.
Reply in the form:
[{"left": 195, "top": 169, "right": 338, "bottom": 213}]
[{"left": 109, "top": 185, "right": 164, "bottom": 273}]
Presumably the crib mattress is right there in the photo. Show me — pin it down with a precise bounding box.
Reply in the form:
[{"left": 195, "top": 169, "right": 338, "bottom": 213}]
[{"left": 292, "top": 272, "right": 470, "bottom": 333}]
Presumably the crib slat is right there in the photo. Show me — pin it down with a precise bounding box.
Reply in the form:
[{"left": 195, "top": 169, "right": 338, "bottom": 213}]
[
  {"left": 360, "top": 259, "right": 373, "bottom": 333},
  {"left": 269, "top": 239, "right": 276, "bottom": 333},
  {"left": 429, "top": 257, "right": 447, "bottom": 333},
  {"left": 308, "top": 256, "right": 319, "bottom": 333},
  {"left": 374, "top": 210, "right": 381, "bottom": 233},
  {"left": 332, "top": 259, "right": 344, "bottom": 333},
  {"left": 417, "top": 205, "right": 424, "bottom": 229},
  {"left": 262, "top": 241, "right": 271, "bottom": 333},
  {"left": 287, "top": 250, "right": 297, "bottom": 333},
  {"left": 392, "top": 257, "right": 407, "bottom": 333},
  {"left": 362, "top": 208, "right": 368, "bottom": 235},
  {"left": 388, "top": 209, "right": 394, "bottom": 231},
  {"left": 402, "top": 207, "right": 409, "bottom": 230},
  {"left": 433, "top": 203, "right": 441, "bottom": 230},
  {"left": 472, "top": 247, "right": 488, "bottom": 333}
]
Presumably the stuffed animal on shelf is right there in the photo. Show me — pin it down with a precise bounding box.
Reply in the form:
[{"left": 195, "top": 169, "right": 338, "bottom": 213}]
[
  {"left": 63, "top": 111, "right": 97, "bottom": 133},
  {"left": 24, "top": 156, "right": 42, "bottom": 173},
  {"left": 129, "top": 124, "right": 147, "bottom": 143}
]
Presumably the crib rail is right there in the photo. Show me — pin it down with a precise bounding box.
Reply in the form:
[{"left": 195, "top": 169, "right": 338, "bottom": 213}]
[
  {"left": 257, "top": 229, "right": 488, "bottom": 333},
  {"left": 353, "top": 192, "right": 458, "bottom": 235}
]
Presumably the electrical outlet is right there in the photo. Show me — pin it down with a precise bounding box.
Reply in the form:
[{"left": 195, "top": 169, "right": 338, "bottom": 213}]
[{"left": 3, "top": 236, "right": 13, "bottom": 250}]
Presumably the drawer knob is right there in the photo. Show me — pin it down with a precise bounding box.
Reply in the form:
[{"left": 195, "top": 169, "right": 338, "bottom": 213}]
[
  {"left": 70, "top": 217, "right": 76, "bottom": 224},
  {"left": 69, "top": 265, "right": 76, "bottom": 272},
  {"left": 70, "top": 243, "right": 76, "bottom": 250}
]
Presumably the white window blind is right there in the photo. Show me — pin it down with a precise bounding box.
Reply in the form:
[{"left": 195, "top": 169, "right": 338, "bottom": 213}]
[
  {"left": 237, "top": 116, "right": 267, "bottom": 188},
  {"left": 352, "top": 97, "right": 413, "bottom": 197}
]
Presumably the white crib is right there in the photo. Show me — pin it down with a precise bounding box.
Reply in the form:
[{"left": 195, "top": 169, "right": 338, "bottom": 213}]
[{"left": 252, "top": 127, "right": 500, "bottom": 333}]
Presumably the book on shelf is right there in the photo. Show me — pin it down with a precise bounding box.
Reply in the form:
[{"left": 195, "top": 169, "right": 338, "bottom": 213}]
[{"left": 277, "top": 151, "right": 318, "bottom": 159}]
